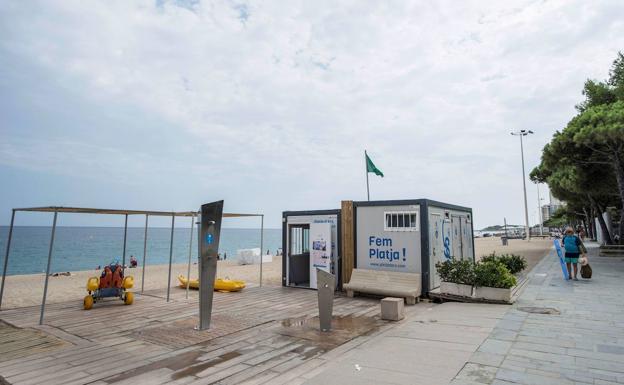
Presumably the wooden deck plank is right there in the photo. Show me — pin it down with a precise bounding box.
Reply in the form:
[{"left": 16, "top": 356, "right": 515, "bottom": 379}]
[{"left": 0, "top": 285, "right": 382, "bottom": 385}]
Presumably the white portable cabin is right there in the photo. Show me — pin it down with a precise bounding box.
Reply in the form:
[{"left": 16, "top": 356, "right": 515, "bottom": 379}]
[
  {"left": 354, "top": 199, "right": 474, "bottom": 294},
  {"left": 282, "top": 199, "right": 474, "bottom": 295}
]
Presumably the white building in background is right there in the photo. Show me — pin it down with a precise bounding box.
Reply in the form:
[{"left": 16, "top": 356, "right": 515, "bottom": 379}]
[{"left": 541, "top": 191, "right": 564, "bottom": 222}]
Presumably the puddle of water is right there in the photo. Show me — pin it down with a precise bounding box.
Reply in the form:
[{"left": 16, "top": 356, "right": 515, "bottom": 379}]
[
  {"left": 278, "top": 315, "right": 380, "bottom": 349},
  {"left": 106, "top": 347, "right": 249, "bottom": 383},
  {"left": 105, "top": 350, "right": 204, "bottom": 383},
  {"left": 518, "top": 306, "right": 560, "bottom": 315},
  {"left": 171, "top": 351, "right": 241, "bottom": 380}
]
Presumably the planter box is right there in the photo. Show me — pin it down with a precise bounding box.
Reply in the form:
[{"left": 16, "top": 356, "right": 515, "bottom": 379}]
[
  {"left": 474, "top": 286, "right": 514, "bottom": 302},
  {"left": 440, "top": 282, "right": 473, "bottom": 297}
]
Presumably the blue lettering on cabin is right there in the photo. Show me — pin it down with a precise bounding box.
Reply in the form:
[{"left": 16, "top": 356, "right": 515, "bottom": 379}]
[{"left": 368, "top": 236, "right": 406, "bottom": 263}]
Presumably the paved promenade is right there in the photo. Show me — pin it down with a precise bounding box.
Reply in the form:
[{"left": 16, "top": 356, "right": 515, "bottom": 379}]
[
  {"left": 300, "top": 301, "right": 509, "bottom": 385},
  {"left": 452, "top": 242, "right": 624, "bottom": 385}
]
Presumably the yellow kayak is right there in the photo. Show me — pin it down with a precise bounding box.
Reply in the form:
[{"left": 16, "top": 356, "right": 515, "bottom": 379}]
[{"left": 177, "top": 274, "right": 246, "bottom": 292}]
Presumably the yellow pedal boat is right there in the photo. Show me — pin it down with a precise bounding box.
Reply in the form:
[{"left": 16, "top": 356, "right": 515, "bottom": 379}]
[{"left": 177, "top": 274, "right": 246, "bottom": 292}]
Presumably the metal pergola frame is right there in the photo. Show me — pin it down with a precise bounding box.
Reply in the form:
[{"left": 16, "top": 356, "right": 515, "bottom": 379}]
[{"left": 0, "top": 206, "right": 264, "bottom": 324}]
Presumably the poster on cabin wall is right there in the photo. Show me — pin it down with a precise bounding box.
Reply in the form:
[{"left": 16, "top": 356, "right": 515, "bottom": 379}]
[{"left": 309, "top": 222, "right": 332, "bottom": 289}]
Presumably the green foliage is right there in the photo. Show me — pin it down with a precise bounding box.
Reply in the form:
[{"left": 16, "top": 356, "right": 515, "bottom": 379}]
[
  {"left": 543, "top": 207, "right": 571, "bottom": 228},
  {"left": 531, "top": 52, "right": 624, "bottom": 243},
  {"left": 576, "top": 80, "right": 616, "bottom": 112},
  {"left": 435, "top": 258, "right": 475, "bottom": 285},
  {"left": 480, "top": 252, "right": 527, "bottom": 274},
  {"left": 474, "top": 261, "right": 517, "bottom": 289}
]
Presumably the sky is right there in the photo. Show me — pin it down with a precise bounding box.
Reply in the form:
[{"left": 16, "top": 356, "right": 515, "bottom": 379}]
[{"left": 1, "top": 0, "right": 623, "bottom": 229}]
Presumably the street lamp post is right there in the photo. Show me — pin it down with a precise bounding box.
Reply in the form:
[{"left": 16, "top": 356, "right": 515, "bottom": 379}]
[
  {"left": 511, "top": 129, "right": 534, "bottom": 241},
  {"left": 537, "top": 183, "right": 544, "bottom": 236}
]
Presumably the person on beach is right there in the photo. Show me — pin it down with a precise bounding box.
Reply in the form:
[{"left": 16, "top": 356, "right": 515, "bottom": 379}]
[
  {"left": 562, "top": 227, "right": 586, "bottom": 280},
  {"left": 130, "top": 255, "right": 137, "bottom": 268}
]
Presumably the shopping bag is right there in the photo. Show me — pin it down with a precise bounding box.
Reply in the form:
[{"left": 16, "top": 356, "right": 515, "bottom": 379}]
[{"left": 581, "top": 264, "right": 592, "bottom": 279}]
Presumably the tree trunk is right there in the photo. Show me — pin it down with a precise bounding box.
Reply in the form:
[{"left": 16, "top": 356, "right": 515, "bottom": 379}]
[
  {"left": 591, "top": 207, "right": 598, "bottom": 241},
  {"left": 612, "top": 151, "right": 624, "bottom": 244},
  {"left": 589, "top": 195, "right": 613, "bottom": 245},
  {"left": 583, "top": 207, "right": 594, "bottom": 239}
]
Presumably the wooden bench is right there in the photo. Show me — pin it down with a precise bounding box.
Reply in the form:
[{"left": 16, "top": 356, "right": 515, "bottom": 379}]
[{"left": 343, "top": 268, "right": 421, "bottom": 305}]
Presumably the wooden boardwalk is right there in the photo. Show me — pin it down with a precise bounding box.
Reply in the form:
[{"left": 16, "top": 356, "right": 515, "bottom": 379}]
[{"left": 0, "top": 285, "right": 385, "bottom": 385}]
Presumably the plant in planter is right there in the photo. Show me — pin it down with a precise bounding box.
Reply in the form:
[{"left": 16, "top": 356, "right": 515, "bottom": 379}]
[
  {"left": 435, "top": 258, "right": 475, "bottom": 297},
  {"left": 480, "top": 252, "right": 527, "bottom": 275},
  {"left": 474, "top": 260, "right": 517, "bottom": 301}
]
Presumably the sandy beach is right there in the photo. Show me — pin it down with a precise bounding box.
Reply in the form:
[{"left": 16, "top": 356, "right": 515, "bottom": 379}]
[
  {"left": 0, "top": 257, "right": 283, "bottom": 309},
  {"left": 0, "top": 237, "right": 553, "bottom": 309}
]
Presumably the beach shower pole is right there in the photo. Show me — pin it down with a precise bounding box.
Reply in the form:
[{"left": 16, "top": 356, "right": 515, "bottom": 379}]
[
  {"left": 122, "top": 214, "right": 128, "bottom": 275},
  {"left": 186, "top": 215, "right": 194, "bottom": 299},
  {"left": 141, "top": 214, "right": 149, "bottom": 293},
  {"left": 260, "top": 214, "right": 264, "bottom": 287},
  {"left": 0, "top": 209, "right": 16, "bottom": 310},
  {"left": 166, "top": 214, "right": 175, "bottom": 302},
  {"left": 40, "top": 211, "right": 58, "bottom": 325}
]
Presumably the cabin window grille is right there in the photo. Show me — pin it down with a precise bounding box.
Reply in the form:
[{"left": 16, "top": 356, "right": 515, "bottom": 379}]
[{"left": 384, "top": 211, "right": 418, "bottom": 231}]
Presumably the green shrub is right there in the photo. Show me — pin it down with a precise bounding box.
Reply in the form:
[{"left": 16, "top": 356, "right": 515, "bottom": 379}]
[
  {"left": 480, "top": 252, "right": 527, "bottom": 275},
  {"left": 474, "top": 260, "right": 517, "bottom": 289},
  {"left": 435, "top": 258, "right": 475, "bottom": 285}
]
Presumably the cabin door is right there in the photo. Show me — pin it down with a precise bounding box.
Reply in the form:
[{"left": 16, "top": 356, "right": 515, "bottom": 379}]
[
  {"left": 451, "top": 215, "right": 463, "bottom": 259},
  {"left": 429, "top": 213, "right": 444, "bottom": 289},
  {"left": 288, "top": 224, "right": 310, "bottom": 287}
]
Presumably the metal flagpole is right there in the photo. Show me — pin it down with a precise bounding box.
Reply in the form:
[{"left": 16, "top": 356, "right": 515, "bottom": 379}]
[
  {"left": 0, "top": 209, "right": 16, "bottom": 310},
  {"left": 259, "top": 215, "right": 264, "bottom": 287},
  {"left": 365, "top": 150, "right": 370, "bottom": 201},
  {"left": 141, "top": 214, "right": 149, "bottom": 293},
  {"left": 121, "top": 214, "right": 128, "bottom": 275},
  {"left": 166, "top": 215, "right": 175, "bottom": 302},
  {"left": 40, "top": 211, "right": 58, "bottom": 325},
  {"left": 186, "top": 215, "right": 194, "bottom": 299}
]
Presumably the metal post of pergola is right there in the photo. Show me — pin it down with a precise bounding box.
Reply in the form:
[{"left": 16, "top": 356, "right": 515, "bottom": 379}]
[
  {"left": 121, "top": 214, "right": 128, "bottom": 275},
  {"left": 0, "top": 206, "right": 264, "bottom": 325},
  {"left": 260, "top": 214, "right": 264, "bottom": 287},
  {"left": 141, "top": 214, "right": 149, "bottom": 293},
  {"left": 0, "top": 209, "right": 15, "bottom": 310},
  {"left": 166, "top": 215, "right": 175, "bottom": 302},
  {"left": 185, "top": 215, "right": 194, "bottom": 299},
  {"left": 39, "top": 211, "right": 58, "bottom": 325}
]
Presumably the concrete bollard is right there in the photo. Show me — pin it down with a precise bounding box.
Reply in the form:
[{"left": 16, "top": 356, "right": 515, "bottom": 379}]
[{"left": 381, "top": 297, "right": 405, "bottom": 321}]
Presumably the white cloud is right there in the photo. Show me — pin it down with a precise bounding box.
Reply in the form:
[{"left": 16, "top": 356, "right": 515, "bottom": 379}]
[{"left": 1, "top": 0, "right": 623, "bottom": 228}]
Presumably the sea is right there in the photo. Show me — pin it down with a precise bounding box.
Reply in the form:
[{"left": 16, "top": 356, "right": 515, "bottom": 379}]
[{"left": 0, "top": 226, "right": 281, "bottom": 276}]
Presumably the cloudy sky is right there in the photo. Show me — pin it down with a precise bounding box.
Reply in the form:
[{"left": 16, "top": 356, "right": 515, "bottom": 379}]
[{"left": 1, "top": 0, "right": 623, "bottom": 229}]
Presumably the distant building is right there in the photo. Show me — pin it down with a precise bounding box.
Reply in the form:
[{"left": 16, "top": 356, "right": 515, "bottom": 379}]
[{"left": 541, "top": 191, "right": 564, "bottom": 222}]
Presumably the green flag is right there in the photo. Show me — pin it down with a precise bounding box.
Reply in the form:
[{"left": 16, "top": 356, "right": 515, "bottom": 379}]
[{"left": 365, "top": 152, "right": 384, "bottom": 177}]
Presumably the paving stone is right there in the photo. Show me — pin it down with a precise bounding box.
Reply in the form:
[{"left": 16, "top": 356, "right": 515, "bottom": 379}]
[
  {"left": 450, "top": 363, "right": 497, "bottom": 385},
  {"left": 597, "top": 344, "right": 624, "bottom": 355},
  {"left": 478, "top": 339, "right": 513, "bottom": 355},
  {"left": 455, "top": 244, "right": 624, "bottom": 385},
  {"left": 496, "top": 367, "right": 574, "bottom": 385},
  {"left": 469, "top": 351, "right": 505, "bottom": 367}
]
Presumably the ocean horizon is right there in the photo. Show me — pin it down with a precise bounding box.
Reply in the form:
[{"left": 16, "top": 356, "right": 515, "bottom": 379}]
[{"left": 0, "top": 226, "right": 281, "bottom": 276}]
